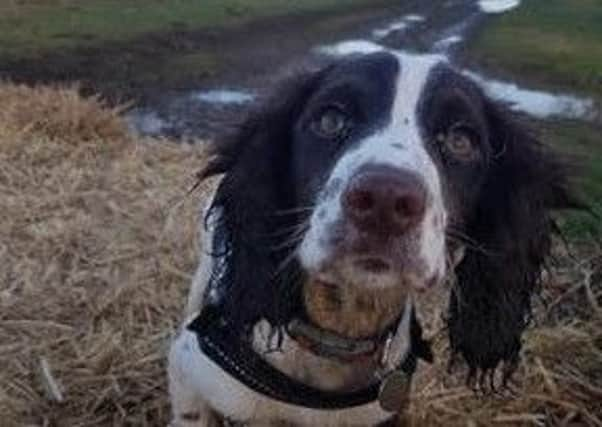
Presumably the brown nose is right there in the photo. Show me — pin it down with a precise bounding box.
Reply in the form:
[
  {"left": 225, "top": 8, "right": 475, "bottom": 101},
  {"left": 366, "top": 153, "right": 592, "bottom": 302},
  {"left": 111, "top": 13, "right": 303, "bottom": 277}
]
[{"left": 342, "top": 165, "right": 427, "bottom": 236}]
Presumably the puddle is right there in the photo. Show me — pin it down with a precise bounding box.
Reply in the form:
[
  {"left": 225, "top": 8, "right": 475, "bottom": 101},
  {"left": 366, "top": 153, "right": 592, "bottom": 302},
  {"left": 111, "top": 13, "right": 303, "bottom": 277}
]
[
  {"left": 194, "top": 89, "right": 255, "bottom": 105},
  {"left": 140, "top": 1, "right": 595, "bottom": 139},
  {"left": 478, "top": 0, "right": 521, "bottom": 14},
  {"left": 432, "top": 35, "right": 463, "bottom": 51},
  {"left": 372, "top": 21, "right": 408, "bottom": 39},
  {"left": 312, "top": 38, "right": 597, "bottom": 122},
  {"left": 403, "top": 14, "right": 426, "bottom": 22},
  {"left": 467, "top": 72, "right": 596, "bottom": 120},
  {"left": 372, "top": 14, "right": 426, "bottom": 39},
  {"left": 316, "top": 40, "right": 385, "bottom": 56},
  {"left": 127, "top": 110, "right": 168, "bottom": 136}
]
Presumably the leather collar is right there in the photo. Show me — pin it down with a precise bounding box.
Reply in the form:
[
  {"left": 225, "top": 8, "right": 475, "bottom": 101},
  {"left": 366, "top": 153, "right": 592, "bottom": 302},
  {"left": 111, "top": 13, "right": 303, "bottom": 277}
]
[{"left": 287, "top": 318, "right": 390, "bottom": 362}]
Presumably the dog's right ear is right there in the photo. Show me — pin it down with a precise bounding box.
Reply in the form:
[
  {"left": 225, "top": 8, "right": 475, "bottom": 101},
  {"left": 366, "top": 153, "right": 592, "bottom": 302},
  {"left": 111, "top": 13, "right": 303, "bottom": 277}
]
[{"left": 197, "top": 67, "right": 330, "bottom": 332}]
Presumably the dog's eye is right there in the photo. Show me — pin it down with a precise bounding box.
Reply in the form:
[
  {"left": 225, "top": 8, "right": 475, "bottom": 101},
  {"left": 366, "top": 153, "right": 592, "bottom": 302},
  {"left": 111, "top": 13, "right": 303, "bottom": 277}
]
[
  {"left": 311, "top": 107, "right": 349, "bottom": 139},
  {"left": 436, "top": 124, "right": 480, "bottom": 161}
]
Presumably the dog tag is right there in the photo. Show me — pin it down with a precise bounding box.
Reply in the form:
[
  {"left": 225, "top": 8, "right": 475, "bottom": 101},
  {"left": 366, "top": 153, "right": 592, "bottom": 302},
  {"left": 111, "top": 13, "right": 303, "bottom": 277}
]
[{"left": 378, "top": 370, "right": 410, "bottom": 413}]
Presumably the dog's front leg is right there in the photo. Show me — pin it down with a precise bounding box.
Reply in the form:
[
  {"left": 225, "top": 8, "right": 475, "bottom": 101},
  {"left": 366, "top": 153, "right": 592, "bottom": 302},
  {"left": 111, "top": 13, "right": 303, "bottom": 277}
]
[
  {"left": 169, "top": 364, "right": 220, "bottom": 427},
  {"left": 170, "top": 407, "right": 221, "bottom": 427},
  {"left": 169, "top": 331, "right": 221, "bottom": 427}
]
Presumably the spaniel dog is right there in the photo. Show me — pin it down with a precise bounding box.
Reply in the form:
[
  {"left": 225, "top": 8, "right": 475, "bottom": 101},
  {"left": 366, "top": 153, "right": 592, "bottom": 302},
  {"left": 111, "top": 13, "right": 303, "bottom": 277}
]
[{"left": 168, "top": 51, "right": 574, "bottom": 427}]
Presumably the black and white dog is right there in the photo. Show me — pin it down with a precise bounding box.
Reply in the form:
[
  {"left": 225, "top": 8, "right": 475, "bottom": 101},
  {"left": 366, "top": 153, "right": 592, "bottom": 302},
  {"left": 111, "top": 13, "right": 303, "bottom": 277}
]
[{"left": 168, "top": 51, "right": 574, "bottom": 426}]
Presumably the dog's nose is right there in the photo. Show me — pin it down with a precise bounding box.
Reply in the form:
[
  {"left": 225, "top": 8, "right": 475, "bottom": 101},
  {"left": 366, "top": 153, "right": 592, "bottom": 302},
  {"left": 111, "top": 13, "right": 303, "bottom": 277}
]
[{"left": 342, "top": 165, "right": 426, "bottom": 235}]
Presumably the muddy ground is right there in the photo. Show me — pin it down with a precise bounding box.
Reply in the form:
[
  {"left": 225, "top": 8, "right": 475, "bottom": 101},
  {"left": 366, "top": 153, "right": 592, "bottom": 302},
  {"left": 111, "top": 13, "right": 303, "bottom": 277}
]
[
  {"left": 0, "top": 1, "right": 419, "bottom": 103},
  {"left": 0, "top": 0, "right": 485, "bottom": 139}
]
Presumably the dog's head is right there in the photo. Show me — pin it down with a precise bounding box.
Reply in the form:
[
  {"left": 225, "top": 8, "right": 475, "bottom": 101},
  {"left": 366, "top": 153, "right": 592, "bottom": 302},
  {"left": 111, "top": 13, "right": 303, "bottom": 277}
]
[{"left": 200, "top": 51, "right": 574, "bottom": 379}]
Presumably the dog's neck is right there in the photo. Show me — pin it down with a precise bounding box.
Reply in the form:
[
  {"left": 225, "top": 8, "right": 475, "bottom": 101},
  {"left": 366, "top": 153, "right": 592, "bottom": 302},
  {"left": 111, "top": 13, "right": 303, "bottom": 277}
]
[{"left": 252, "top": 299, "right": 413, "bottom": 392}]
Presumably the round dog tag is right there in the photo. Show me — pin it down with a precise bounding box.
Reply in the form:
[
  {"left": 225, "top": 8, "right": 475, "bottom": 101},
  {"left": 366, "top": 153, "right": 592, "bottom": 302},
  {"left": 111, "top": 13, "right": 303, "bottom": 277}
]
[{"left": 378, "top": 370, "right": 410, "bottom": 413}]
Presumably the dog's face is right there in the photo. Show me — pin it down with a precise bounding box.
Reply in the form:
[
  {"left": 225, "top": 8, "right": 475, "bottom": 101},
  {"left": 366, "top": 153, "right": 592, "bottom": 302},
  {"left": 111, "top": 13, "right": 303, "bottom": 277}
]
[
  {"left": 294, "top": 52, "right": 488, "bottom": 295},
  {"left": 205, "top": 50, "right": 572, "bottom": 377}
]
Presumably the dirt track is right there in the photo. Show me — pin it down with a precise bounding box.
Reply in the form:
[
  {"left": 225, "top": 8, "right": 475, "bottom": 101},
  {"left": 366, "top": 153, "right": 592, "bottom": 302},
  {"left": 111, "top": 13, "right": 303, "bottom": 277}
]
[
  {"left": 0, "top": 0, "right": 486, "bottom": 139},
  {"left": 0, "top": 1, "right": 407, "bottom": 103},
  {"left": 127, "top": 0, "right": 483, "bottom": 139}
]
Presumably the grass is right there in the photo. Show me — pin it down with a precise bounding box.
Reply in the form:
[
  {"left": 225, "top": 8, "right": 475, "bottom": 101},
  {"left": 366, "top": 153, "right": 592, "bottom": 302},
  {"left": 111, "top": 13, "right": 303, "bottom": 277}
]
[
  {"left": 542, "top": 121, "right": 602, "bottom": 238},
  {"left": 469, "top": 0, "right": 602, "bottom": 240},
  {"left": 0, "top": 83, "right": 601, "bottom": 426},
  {"left": 469, "top": 0, "right": 602, "bottom": 100},
  {"left": 0, "top": 0, "right": 399, "bottom": 101},
  {"left": 0, "top": 0, "right": 384, "bottom": 59}
]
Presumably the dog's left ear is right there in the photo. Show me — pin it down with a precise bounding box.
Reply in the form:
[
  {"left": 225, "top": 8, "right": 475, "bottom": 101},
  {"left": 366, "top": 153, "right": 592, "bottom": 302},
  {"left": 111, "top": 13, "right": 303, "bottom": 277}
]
[
  {"left": 195, "top": 69, "right": 325, "bottom": 183},
  {"left": 448, "top": 100, "right": 578, "bottom": 385}
]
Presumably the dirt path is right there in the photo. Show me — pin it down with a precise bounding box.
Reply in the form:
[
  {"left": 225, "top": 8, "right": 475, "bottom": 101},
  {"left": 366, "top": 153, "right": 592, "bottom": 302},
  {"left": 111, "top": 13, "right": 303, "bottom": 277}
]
[
  {"left": 5, "top": 1, "right": 594, "bottom": 140},
  {"left": 127, "top": 0, "right": 484, "bottom": 139},
  {"left": 1, "top": 0, "right": 488, "bottom": 139},
  {"left": 0, "top": 1, "right": 406, "bottom": 102}
]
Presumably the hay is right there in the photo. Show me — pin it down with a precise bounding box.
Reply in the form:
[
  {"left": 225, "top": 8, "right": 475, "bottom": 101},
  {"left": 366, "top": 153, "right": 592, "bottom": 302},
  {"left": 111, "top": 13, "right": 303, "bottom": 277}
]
[
  {"left": 0, "top": 82, "right": 600, "bottom": 426},
  {"left": 0, "top": 82, "right": 210, "bottom": 426}
]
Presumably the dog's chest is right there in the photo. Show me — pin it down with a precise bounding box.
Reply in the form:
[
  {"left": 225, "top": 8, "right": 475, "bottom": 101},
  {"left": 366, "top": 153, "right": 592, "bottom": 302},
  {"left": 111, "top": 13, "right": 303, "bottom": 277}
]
[
  {"left": 171, "top": 329, "right": 398, "bottom": 427},
  {"left": 252, "top": 321, "right": 381, "bottom": 391}
]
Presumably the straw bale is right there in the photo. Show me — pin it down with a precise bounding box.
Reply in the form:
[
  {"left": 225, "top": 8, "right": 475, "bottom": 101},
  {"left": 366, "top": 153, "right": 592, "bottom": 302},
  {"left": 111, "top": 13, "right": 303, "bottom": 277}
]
[{"left": 0, "top": 83, "right": 599, "bottom": 426}]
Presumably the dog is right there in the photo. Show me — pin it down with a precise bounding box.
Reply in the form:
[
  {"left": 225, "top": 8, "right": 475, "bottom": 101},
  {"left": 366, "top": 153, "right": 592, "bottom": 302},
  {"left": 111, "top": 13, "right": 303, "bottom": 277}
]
[{"left": 168, "top": 50, "right": 575, "bottom": 427}]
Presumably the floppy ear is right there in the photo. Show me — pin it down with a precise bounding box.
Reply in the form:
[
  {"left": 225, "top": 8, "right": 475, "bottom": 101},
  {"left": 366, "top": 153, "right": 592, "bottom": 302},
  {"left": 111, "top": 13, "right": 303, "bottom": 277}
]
[
  {"left": 199, "top": 70, "right": 325, "bottom": 335},
  {"left": 447, "top": 101, "right": 576, "bottom": 385}
]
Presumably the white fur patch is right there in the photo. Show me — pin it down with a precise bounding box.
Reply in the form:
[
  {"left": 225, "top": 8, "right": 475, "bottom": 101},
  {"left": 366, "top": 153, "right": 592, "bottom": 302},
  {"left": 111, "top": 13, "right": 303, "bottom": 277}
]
[
  {"left": 299, "top": 52, "right": 448, "bottom": 282},
  {"left": 185, "top": 193, "right": 220, "bottom": 319}
]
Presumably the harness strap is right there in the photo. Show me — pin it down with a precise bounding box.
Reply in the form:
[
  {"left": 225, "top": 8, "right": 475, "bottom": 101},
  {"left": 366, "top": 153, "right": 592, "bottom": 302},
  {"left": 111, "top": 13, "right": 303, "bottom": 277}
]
[{"left": 187, "top": 306, "right": 424, "bottom": 410}]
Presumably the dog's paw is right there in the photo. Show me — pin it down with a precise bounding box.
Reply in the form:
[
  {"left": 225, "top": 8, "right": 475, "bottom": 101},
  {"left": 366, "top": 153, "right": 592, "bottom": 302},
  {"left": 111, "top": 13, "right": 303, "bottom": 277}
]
[{"left": 170, "top": 410, "right": 222, "bottom": 427}]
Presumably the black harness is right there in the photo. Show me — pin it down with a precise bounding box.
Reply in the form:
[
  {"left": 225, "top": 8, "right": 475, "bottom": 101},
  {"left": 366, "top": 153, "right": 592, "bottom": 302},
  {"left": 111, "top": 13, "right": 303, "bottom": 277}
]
[{"left": 187, "top": 304, "right": 432, "bottom": 410}]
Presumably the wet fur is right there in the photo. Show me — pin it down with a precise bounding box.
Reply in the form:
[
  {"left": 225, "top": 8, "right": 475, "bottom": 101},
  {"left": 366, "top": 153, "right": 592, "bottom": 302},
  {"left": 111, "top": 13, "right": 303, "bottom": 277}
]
[
  {"left": 447, "top": 101, "right": 577, "bottom": 385},
  {"left": 172, "top": 58, "right": 576, "bottom": 425},
  {"left": 198, "top": 67, "right": 576, "bottom": 384}
]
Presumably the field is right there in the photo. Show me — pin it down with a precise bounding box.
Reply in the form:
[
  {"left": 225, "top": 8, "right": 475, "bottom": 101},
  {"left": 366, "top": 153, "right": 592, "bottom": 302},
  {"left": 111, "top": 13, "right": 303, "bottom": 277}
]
[
  {"left": 0, "top": 0, "right": 399, "bottom": 100},
  {"left": 1, "top": 0, "right": 601, "bottom": 425},
  {"left": 469, "top": 0, "right": 602, "bottom": 239},
  {"left": 0, "top": 0, "right": 386, "bottom": 58},
  {"left": 468, "top": 0, "right": 602, "bottom": 99}
]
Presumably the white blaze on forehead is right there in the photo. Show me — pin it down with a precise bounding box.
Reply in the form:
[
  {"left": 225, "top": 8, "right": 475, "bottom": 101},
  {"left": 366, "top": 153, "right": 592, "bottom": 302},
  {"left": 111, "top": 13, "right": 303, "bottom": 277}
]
[{"left": 299, "top": 52, "right": 448, "bottom": 279}]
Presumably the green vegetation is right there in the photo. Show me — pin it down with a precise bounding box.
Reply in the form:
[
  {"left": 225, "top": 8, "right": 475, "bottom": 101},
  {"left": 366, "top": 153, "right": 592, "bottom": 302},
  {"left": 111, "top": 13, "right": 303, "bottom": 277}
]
[
  {"left": 0, "top": 0, "right": 379, "bottom": 59},
  {"left": 470, "top": 0, "right": 602, "bottom": 239},
  {"left": 469, "top": 0, "right": 602, "bottom": 100},
  {"left": 543, "top": 121, "right": 602, "bottom": 238}
]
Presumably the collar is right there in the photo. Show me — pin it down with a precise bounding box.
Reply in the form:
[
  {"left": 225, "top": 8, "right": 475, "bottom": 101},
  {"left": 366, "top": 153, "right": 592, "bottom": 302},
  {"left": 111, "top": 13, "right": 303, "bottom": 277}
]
[
  {"left": 187, "top": 303, "right": 432, "bottom": 411},
  {"left": 287, "top": 318, "right": 386, "bottom": 361}
]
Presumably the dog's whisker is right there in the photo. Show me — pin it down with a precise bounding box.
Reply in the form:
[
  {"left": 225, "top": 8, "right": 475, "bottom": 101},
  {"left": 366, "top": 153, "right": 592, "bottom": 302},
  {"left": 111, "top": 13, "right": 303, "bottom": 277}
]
[
  {"left": 271, "top": 224, "right": 309, "bottom": 251},
  {"left": 262, "top": 222, "right": 309, "bottom": 238},
  {"left": 446, "top": 227, "right": 480, "bottom": 246},
  {"left": 446, "top": 235, "right": 482, "bottom": 254},
  {"left": 273, "top": 249, "right": 300, "bottom": 279},
  {"left": 271, "top": 235, "right": 305, "bottom": 251},
  {"left": 446, "top": 229, "right": 493, "bottom": 256},
  {"left": 272, "top": 206, "right": 315, "bottom": 216}
]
